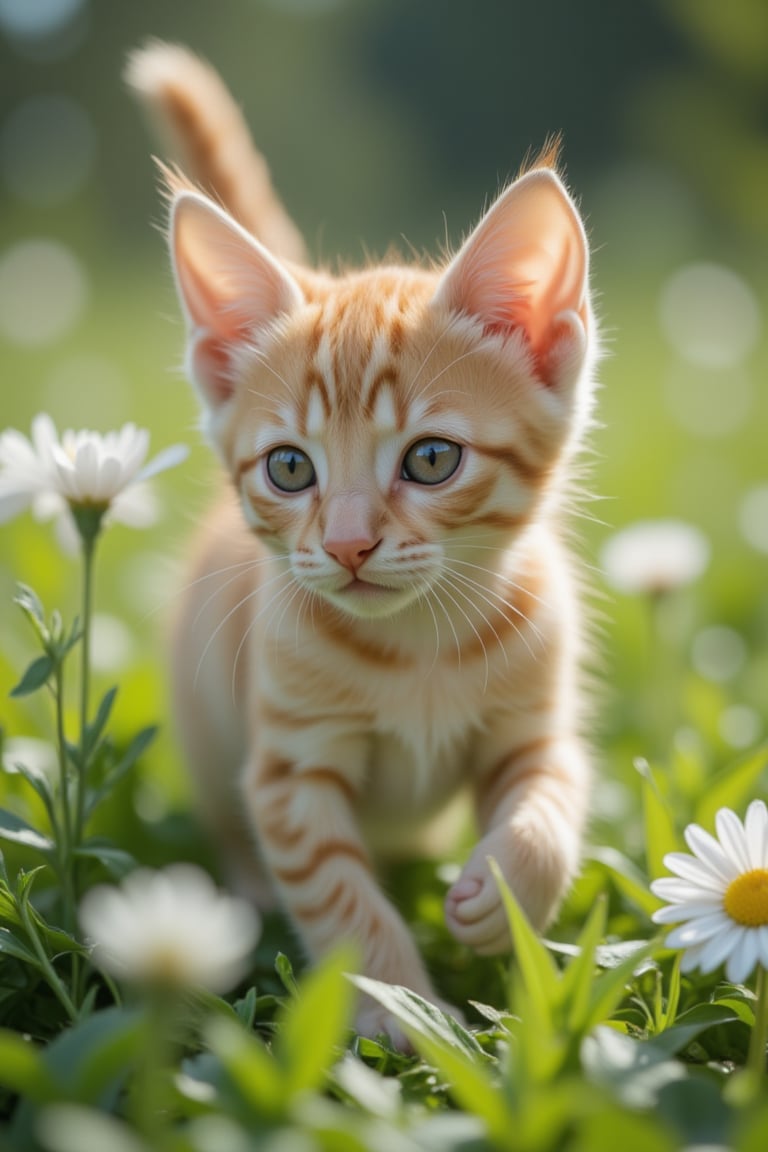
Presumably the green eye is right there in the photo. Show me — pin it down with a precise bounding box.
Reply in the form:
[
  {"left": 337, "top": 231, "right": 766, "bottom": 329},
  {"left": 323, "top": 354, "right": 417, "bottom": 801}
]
[
  {"left": 266, "top": 446, "right": 316, "bottom": 493},
  {"left": 401, "top": 438, "right": 462, "bottom": 485}
]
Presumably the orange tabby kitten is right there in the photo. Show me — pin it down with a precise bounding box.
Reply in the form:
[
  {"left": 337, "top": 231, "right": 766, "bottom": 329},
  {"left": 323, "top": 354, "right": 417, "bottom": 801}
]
[{"left": 129, "top": 43, "right": 597, "bottom": 1040}]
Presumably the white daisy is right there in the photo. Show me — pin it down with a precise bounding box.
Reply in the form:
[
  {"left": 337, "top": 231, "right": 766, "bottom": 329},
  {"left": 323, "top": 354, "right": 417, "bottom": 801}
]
[
  {"left": 651, "top": 801, "right": 768, "bottom": 984},
  {"left": 0, "top": 413, "right": 187, "bottom": 547},
  {"left": 601, "top": 518, "right": 710, "bottom": 595},
  {"left": 79, "top": 864, "right": 260, "bottom": 993}
]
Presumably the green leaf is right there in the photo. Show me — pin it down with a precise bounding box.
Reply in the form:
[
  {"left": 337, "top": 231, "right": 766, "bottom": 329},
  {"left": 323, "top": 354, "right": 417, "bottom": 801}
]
[
  {"left": 206, "top": 1015, "right": 285, "bottom": 1118},
  {"left": 0, "top": 809, "right": 55, "bottom": 855},
  {"left": 407, "top": 1029, "right": 511, "bottom": 1143},
  {"left": 487, "top": 857, "right": 559, "bottom": 1022},
  {"left": 276, "top": 944, "right": 356, "bottom": 1096},
  {"left": 581, "top": 1025, "right": 688, "bottom": 1109},
  {"left": 0, "top": 1028, "right": 55, "bottom": 1102},
  {"left": 585, "top": 940, "right": 655, "bottom": 1033},
  {"left": 8, "top": 759, "right": 58, "bottom": 831},
  {"left": 636, "top": 759, "right": 680, "bottom": 882},
  {"left": 14, "top": 583, "right": 45, "bottom": 631},
  {"left": 10, "top": 654, "right": 55, "bottom": 698},
  {"left": 84, "top": 726, "right": 158, "bottom": 820},
  {"left": 275, "top": 951, "right": 300, "bottom": 996},
  {"left": 648, "top": 1003, "right": 740, "bottom": 1056},
  {"left": 694, "top": 743, "right": 768, "bottom": 829},
  {"left": 82, "top": 686, "right": 118, "bottom": 761},
  {"left": 559, "top": 896, "right": 606, "bottom": 1034},
  {"left": 350, "top": 976, "right": 486, "bottom": 1060},
  {"left": 75, "top": 841, "right": 138, "bottom": 879},
  {"left": 587, "top": 846, "right": 660, "bottom": 917},
  {"left": 36, "top": 1104, "right": 149, "bottom": 1152},
  {"left": 0, "top": 925, "right": 40, "bottom": 966},
  {"left": 47, "top": 1007, "right": 145, "bottom": 1105}
]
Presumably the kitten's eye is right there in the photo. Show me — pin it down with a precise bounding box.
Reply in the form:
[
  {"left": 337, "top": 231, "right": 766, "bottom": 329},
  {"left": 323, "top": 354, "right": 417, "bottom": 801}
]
[
  {"left": 401, "top": 438, "right": 462, "bottom": 485},
  {"left": 266, "top": 446, "right": 316, "bottom": 492}
]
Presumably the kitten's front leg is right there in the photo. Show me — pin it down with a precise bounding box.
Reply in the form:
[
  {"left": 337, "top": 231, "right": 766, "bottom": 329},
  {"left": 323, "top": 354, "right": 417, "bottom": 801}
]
[
  {"left": 244, "top": 744, "right": 456, "bottom": 1043},
  {"left": 445, "top": 734, "right": 589, "bottom": 953}
]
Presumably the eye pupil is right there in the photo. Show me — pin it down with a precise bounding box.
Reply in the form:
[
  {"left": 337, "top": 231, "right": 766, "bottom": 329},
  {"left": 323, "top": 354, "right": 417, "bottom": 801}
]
[
  {"left": 402, "top": 438, "right": 461, "bottom": 485},
  {"left": 267, "top": 446, "right": 316, "bottom": 492}
]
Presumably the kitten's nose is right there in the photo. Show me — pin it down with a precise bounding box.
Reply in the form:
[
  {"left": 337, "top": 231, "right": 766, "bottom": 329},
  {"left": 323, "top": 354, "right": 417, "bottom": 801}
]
[
  {"left": 322, "top": 493, "right": 381, "bottom": 573},
  {"left": 323, "top": 535, "right": 381, "bottom": 574}
]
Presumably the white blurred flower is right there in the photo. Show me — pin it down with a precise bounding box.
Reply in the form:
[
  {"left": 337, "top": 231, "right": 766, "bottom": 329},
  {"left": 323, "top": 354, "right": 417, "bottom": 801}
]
[
  {"left": 601, "top": 518, "right": 710, "bottom": 595},
  {"left": 0, "top": 413, "right": 187, "bottom": 548},
  {"left": 80, "top": 864, "right": 260, "bottom": 993},
  {"left": 651, "top": 801, "right": 768, "bottom": 984}
]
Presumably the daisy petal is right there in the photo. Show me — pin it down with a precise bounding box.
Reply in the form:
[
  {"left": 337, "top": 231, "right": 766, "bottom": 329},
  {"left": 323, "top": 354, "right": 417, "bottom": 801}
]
[
  {"left": 725, "top": 929, "right": 759, "bottom": 985},
  {"left": 665, "top": 911, "right": 730, "bottom": 948},
  {"left": 650, "top": 877, "right": 723, "bottom": 903},
  {"left": 136, "top": 442, "right": 189, "bottom": 483},
  {"left": 744, "top": 800, "right": 768, "bottom": 870},
  {"left": 679, "top": 941, "right": 708, "bottom": 974},
  {"left": 661, "top": 851, "right": 728, "bottom": 892},
  {"left": 715, "top": 808, "right": 751, "bottom": 873},
  {"left": 652, "top": 900, "right": 724, "bottom": 925},
  {"left": 683, "top": 825, "right": 740, "bottom": 884},
  {"left": 697, "top": 925, "right": 745, "bottom": 975},
  {"left": 758, "top": 926, "right": 768, "bottom": 970}
]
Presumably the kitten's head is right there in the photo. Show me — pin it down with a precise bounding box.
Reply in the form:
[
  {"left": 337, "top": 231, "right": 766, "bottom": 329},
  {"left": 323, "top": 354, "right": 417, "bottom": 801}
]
[{"left": 168, "top": 161, "right": 595, "bottom": 619}]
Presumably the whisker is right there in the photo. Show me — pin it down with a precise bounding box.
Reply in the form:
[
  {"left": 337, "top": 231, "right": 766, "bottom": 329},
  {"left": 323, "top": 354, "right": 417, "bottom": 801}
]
[
  {"left": 142, "top": 553, "right": 286, "bottom": 620},
  {"left": 410, "top": 346, "right": 484, "bottom": 409},
  {"left": 442, "top": 563, "right": 540, "bottom": 662},
  {"left": 445, "top": 555, "right": 551, "bottom": 614},
  {"left": 192, "top": 553, "right": 287, "bottom": 629},
  {"left": 438, "top": 569, "right": 509, "bottom": 672},
  {"left": 229, "top": 570, "right": 297, "bottom": 700},
  {"left": 195, "top": 565, "right": 292, "bottom": 690},
  {"left": 248, "top": 348, "right": 299, "bottom": 403},
  {"left": 427, "top": 581, "right": 462, "bottom": 668},
  {"left": 404, "top": 313, "right": 463, "bottom": 402},
  {"left": 435, "top": 572, "right": 490, "bottom": 690},
  {"left": 414, "top": 584, "right": 441, "bottom": 679}
]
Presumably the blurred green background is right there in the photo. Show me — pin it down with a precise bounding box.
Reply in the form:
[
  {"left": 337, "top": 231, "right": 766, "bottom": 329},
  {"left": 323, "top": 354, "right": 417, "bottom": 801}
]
[{"left": 1, "top": 0, "right": 767, "bottom": 863}]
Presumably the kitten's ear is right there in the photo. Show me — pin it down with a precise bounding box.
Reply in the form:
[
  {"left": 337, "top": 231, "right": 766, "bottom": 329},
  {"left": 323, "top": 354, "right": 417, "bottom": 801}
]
[
  {"left": 432, "top": 169, "right": 589, "bottom": 387},
  {"left": 170, "top": 190, "right": 303, "bottom": 408}
]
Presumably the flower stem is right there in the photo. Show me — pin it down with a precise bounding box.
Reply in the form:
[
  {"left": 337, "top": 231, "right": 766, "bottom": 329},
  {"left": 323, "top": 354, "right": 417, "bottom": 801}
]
[
  {"left": 746, "top": 964, "right": 768, "bottom": 1095},
  {"left": 75, "top": 531, "right": 95, "bottom": 851},
  {"left": 53, "top": 662, "right": 75, "bottom": 937}
]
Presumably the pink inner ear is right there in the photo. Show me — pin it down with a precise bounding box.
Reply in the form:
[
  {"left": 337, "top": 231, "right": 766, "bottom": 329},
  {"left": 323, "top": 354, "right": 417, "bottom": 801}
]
[
  {"left": 170, "top": 191, "right": 303, "bottom": 409},
  {"left": 434, "top": 170, "right": 589, "bottom": 386}
]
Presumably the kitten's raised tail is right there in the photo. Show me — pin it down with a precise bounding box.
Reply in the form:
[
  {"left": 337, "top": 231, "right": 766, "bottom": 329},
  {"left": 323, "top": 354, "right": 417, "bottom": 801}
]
[{"left": 125, "top": 40, "right": 307, "bottom": 264}]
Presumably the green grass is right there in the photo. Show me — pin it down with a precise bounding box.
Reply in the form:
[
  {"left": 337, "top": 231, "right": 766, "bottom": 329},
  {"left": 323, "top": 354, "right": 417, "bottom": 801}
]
[{"left": 1, "top": 244, "right": 768, "bottom": 1148}]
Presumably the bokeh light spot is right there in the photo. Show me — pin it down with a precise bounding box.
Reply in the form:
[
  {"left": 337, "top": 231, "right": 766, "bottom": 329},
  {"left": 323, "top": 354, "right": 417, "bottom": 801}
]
[
  {"left": 663, "top": 363, "right": 753, "bottom": 439},
  {"left": 659, "top": 262, "right": 761, "bottom": 368},
  {"left": 719, "top": 705, "right": 762, "bottom": 750},
  {"left": 1, "top": 95, "right": 95, "bottom": 205},
  {"left": 0, "top": 239, "right": 88, "bottom": 347},
  {"left": 691, "top": 626, "right": 746, "bottom": 683},
  {"left": 0, "top": 0, "right": 85, "bottom": 38},
  {"left": 739, "top": 485, "right": 768, "bottom": 554}
]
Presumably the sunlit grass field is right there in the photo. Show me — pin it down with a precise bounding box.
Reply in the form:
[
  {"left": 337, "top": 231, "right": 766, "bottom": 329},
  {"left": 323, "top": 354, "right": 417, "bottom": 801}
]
[{"left": 1, "top": 173, "right": 768, "bottom": 1148}]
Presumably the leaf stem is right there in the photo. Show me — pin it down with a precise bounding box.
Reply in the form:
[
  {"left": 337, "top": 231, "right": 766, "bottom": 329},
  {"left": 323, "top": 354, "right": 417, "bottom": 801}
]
[
  {"left": 18, "top": 886, "right": 79, "bottom": 1024},
  {"left": 746, "top": 964, "right": 768, "bottom": 1096}
]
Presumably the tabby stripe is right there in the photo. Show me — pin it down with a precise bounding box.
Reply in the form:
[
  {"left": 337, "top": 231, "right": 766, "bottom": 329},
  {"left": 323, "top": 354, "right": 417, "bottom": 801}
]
[
  {"left": 475, "top": 441, "right": 546, "bottom": 485},
  {"left": 274, "top": 840, "right": 370, "bottom": 885},
  {"left": 479, "top": 737, "right": 555, "bottom": 818},
  {"left": 291, "top": 879, "right": 345, "bottom": 921},
  {"left": 299, "top": 767, "right": 359, "bottom": 804}
]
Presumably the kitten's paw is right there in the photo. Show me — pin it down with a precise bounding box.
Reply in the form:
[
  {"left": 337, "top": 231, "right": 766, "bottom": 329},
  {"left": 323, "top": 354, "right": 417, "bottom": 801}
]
[{"left": 444, "top": 863, "right": 511, "bottom": 956}]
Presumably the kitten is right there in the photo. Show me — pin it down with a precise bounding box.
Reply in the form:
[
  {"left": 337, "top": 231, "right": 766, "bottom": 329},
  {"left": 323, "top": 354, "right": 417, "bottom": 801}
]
[{"left": 128, "top": 42, "right": 597, "bottom": 1041}]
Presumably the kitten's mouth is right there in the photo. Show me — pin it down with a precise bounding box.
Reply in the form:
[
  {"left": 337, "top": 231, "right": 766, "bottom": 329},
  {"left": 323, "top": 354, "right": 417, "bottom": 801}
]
[{"left": 340, "top": 577, "right": 393, "bottom": 596}]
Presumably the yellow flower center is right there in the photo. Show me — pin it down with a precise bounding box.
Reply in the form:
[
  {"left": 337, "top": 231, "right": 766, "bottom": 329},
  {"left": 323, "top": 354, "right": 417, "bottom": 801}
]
[{"left": 723, "top": 868, "right": 768, "bottom": 927}]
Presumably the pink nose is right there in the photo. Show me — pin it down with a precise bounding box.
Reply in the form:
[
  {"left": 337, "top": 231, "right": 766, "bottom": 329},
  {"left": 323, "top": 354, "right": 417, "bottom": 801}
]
[{"left": 323, "top": 535, "right": 381, "bottom": 573}]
